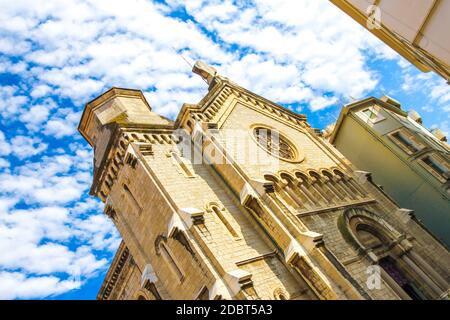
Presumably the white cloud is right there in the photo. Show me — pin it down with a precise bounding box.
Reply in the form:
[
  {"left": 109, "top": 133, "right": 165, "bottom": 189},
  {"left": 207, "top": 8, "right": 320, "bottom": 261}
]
[
  {"left": 0, "top": 143, "right": 119, "bottom": 299},
  {"left": 43, "top": 109, "right": 82, "bottom": 138},
  {"left": 0, "top": 158, "right": 9, "bottom": 168},
  {"left": 164, "top": 0, "right": 394, "bottom": 110},
  {"left": 0, "top": 37, "right": 31, "bottom": 55},
  {"left": 72, "top": 215, "right": 120, "bottom": 252},
  {"left": 0, "top": 130, "right": 11, "bottom": 156},
  {"left": 430, "top": 83, "right": 450, "bottom": 105},
  {"left": 310, "top": 96, "right": 339, "bottom": 112},
  {"left": 30, "top": 84, "right": 52, "bottom": 98},
  {"left": 1, "top": 132, "right": 48, "bottom": 160},
  {"left": 0, "top": 85, "right": 28, "bottom": 118},
  {"left": 0, "top": 271, "right": 81, "bottom": 300},
  {"left": 0, "top": 150, "right": 93, "bottom": 205},
  {"left": 398, "top": 63, "right": 450, "bottom": 121},
  {"left": 0, "top": 58, "right": 27, "bottom": 74},
  {"left": 1, "top": 0, "right": 390, "bottom": 117},
  {"left": 10, "top": 136, "right": 48, "bottom": 159}
]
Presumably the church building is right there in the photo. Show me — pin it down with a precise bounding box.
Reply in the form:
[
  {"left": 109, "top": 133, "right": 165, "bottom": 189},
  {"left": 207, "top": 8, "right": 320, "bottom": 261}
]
[{"left": 78, "top": 61, "right": 450, "bottom": 300}]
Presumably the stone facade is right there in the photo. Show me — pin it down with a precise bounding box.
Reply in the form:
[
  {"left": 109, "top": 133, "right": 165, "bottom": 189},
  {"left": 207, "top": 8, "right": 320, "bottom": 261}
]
[{"left": 79, "top": 62, "right": 450, "bottom": 300}]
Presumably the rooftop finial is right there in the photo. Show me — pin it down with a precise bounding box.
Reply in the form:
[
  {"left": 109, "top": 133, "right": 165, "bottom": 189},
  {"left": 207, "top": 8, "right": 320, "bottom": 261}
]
[{"left": 192, "top": 60, "right": 217, "bottom": 85}]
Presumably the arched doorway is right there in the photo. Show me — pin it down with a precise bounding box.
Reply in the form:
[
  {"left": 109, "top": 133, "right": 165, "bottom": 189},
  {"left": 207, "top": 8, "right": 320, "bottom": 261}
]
[
  {"left": 350, "top": 219, "right": 424, "bottom": 299},
  {"left": 340, "top": 208, "right": 445, "bottom": 299}
]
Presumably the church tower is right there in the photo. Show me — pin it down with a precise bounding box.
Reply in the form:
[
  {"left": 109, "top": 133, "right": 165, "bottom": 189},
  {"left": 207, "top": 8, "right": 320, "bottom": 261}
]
[{"left": 79, "top": 62, "right": 450, "bottom": 300}]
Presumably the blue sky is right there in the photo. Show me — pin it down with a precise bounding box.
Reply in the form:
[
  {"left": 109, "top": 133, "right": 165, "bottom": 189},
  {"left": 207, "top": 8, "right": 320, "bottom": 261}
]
[{"left": 0, "top": 0, "right": 448, "bottom": 300}]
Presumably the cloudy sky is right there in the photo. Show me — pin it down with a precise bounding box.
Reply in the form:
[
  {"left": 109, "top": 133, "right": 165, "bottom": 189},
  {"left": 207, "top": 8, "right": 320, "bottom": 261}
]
[{"left": 0, "top": 0, "right": 449, "bottom": 299}]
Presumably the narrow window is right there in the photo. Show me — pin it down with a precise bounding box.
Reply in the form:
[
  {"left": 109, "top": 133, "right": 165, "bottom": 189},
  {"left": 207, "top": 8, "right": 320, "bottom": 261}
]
[
  {"left": 123, "top": 184, "right": 143, "bottom": 215},
  {"left": 171, "top": 152, "right": 195, "bottom": 178},
  {"left": 196, "top": 286, "right": 209, "bottom": 300},
  {"left": 160, "top": 243, "right": 184, "bottom": 282},
  {"left": 212, "top": 206, "right": 239, "bottom": 239}
]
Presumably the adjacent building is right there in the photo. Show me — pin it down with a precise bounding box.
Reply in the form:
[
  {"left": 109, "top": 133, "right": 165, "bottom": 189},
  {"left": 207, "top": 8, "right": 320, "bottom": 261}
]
[
  {"left": 330, "top": 0, "right": 450, "bottom": 83},
  {"left": 79, "top": 62, "right": 450, "bottom": 300},
  {"left": 328, "top": 95, "right": 449, "bottom": 247}
]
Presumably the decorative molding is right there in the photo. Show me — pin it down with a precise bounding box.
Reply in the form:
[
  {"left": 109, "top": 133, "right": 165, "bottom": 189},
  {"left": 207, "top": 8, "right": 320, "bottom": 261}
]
[
  {"left": 301, "top": 231, "right": 324, "bottom": 251},
  {"left": 249, "top": 178, "right": 274, "bottom": 195},
  {"left": 141, "top": 264, "right": 163, "bottom": 300},
  {"left": 178, "top": 207, "right": 205, "bottom": 227},
  {"left": 168, "top": 213, "right": 188, "bottom": 237},
  {"left": 138, "top": 144, "right": 154, "bottom": 156},
  {"left": 296, "top": 198, "right": 377, "bottom": 217},
  {"left": 98, "top": 245, "right": 130, "bottom": 300},
  {"left": 167, "top": 213, "right": 196, "bottom": 256},
  {"left": 396, "top": 208, "right": 415, "bottom": 223},
  {"left": 124, "top": 146, "right": 138, "bottom": 168},
  {"left": 104, "top": 197, "right": 117, "bottom": 221},
  {"left": 141, "top": 263, "right": 158, "bottom": 286},
  {"left": 353, "top": 170, "right": 372, "bottom": 183},
  {"left": 235, "top": 251, "right": 277, "bottom": 266},
  {"left": 223, "top": 269, "right": 253, "bottom": 297},
  {"left": 284, "top": 239, "right": 307, "bottom": 264},
  {"left": 239, "top": 182, "right": 258, "bottom": 205},
  {"left": 209, "top": 279, "right": 232, "bottom": 300},
  {"left": 154, "top": 234, "right": 168, "bottom": 256},
  {"left": 202, "top": 83, "right": 307, "bottom": 128}
]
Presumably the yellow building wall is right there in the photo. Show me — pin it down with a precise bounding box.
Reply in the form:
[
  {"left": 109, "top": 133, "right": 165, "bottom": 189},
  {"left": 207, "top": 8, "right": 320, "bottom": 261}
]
[{"left": 333, "top": 116, "right": 450, "bottom": 247}]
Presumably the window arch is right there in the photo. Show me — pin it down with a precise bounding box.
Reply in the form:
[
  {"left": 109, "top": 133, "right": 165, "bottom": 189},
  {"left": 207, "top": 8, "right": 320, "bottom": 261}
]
[
  {"left": 210, "top": 205, "right": 240, "bottom": 239},
  {"left": 273, "top": 288, "right": 289, "bottom": 300},
  {"left": 123, "top": 184, "right": 143, "bottom": 215},
  {"left": 196, "top": 286, "right": 210, "bottom": 300},
  {"left": 169, "top": 150, "right": 195, "bottom": 178},
  {"left": 155, "top": 235, "right": 185, "bottom": 282}
]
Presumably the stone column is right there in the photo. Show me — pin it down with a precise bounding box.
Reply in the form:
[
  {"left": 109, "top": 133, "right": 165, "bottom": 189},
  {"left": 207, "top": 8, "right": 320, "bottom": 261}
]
[
  {"left": 401, "top": 254, "right": 443, "bottom": 297},
  {"left": 407, "top": 251, "right": 448, "bottom": 292}
]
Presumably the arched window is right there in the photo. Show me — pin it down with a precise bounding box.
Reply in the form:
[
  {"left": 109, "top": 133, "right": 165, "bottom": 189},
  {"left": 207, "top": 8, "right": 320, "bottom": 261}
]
[
  {"left": 155, "top": 235, "right": 185, "bottom": 283},
  {"left": 196, "top": 286, "right": 210, "bottom": 300},
  {"left": 123, "top": 184, "right": 143, "bottom": 215},
  {"left": 160, "top": 242, "right": 184, "bottom": 282},
  {"left": 211, "top": 206, "right": 239, "bottom": 239},
  {"left": 170, "top": 151, "right": 195, "bottom": 178},
  {"left": 273, "top": 288, "right": 289, "bottom": 300}
]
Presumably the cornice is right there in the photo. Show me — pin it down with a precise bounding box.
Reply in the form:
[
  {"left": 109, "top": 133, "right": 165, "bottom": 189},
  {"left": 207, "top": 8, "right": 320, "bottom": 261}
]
[
  {"left": 329, "top": 96, "right": 407, "bottom": 144},
  {"left": 97, "top": 241, "right": 130, "bottom": 300},
  {"left": 78, "top": 87, "right": 153, "bottom": 146},
  {"left": 175, "top": 76, "right": 308, "bottom": 131},
  {"left": 90, "top": 126, "right": 180, "bottom": 201}
]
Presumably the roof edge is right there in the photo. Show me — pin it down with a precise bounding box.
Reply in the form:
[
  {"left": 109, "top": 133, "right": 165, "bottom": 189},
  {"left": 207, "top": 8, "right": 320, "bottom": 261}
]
[
  {"left": 78, "top": 87, "right": 151, "bottom": 146},
  {"left": 329, "top": 96, "right": 408, "bottom": 144}
]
